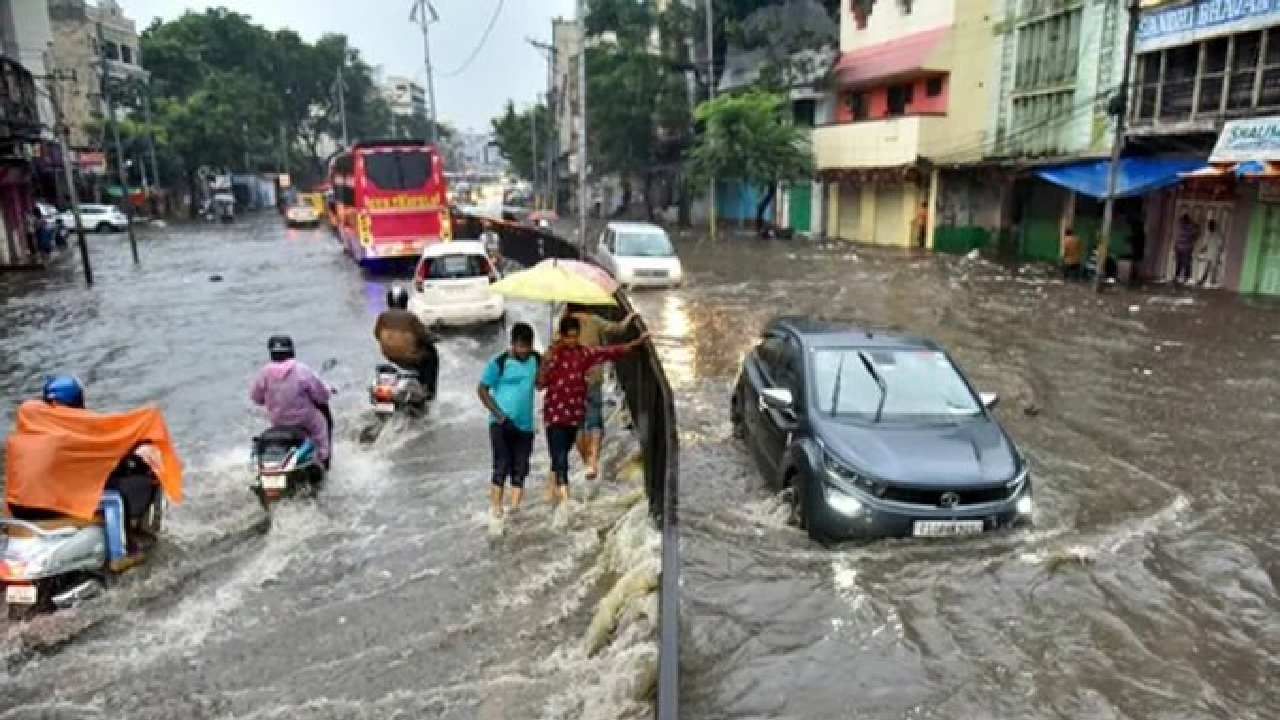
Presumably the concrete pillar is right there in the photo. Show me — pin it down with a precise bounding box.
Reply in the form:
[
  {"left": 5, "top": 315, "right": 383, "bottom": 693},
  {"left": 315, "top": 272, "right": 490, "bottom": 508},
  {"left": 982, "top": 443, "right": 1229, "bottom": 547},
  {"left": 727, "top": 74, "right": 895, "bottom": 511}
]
[{"left": 926, "top": 167, "right": 941, "bottom": 250}]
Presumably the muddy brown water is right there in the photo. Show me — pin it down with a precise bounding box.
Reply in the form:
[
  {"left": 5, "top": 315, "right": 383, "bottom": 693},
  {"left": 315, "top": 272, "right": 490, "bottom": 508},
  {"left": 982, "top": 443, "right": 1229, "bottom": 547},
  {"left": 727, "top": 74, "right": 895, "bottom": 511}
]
[{"left": 627, "top": 236, "right": 1279, "bottom": 720}]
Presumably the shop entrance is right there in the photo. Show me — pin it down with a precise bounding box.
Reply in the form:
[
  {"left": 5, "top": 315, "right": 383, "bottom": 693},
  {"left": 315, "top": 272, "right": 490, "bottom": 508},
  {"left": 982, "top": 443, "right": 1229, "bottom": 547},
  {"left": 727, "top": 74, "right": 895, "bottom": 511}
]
[{"left": 1164, "top": 200, "right": 1234, "bottom": 286}]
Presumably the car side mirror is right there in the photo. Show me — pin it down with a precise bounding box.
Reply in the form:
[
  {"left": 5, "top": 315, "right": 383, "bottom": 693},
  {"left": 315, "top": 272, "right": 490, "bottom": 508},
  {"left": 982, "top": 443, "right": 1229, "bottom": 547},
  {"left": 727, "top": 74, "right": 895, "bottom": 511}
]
[
  {"left": 761, "top": 387, "right": 793, "bottom": 411},
  {"left": 980, "top": 392, "right": 999, "bottom": 410}
]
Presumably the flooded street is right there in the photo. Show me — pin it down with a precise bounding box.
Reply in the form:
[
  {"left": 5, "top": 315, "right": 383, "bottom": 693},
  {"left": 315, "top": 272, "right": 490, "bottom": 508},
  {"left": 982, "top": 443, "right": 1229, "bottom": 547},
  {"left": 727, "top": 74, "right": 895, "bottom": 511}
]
[
  {"left": 0, "top": 216, "right": 657, "bottom": 719},
  {"left": 629, "top": 236, "right": 1280, "bottom": 719}
]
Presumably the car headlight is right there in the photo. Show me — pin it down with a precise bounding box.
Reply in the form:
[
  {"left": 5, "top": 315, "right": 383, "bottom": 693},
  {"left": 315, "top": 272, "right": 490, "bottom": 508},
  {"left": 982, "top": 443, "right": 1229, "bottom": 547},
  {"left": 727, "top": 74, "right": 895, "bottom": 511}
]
[
  {"left": 822, "top": 447, "right": 885, "bottom": 498},
  {"left": 827, "top": 492, "right": 864, "bottom": 517},
  {"left": 1015, "top": 495, "right": 1034, "bottom": 516}
]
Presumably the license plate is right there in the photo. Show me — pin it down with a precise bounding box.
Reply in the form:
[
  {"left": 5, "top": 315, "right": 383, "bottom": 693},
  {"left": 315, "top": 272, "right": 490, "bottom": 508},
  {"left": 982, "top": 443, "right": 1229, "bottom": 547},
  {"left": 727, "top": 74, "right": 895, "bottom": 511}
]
[
  {"left": 6, "top": 584, "right": 36, "bottom": 605},
  {"left": 261, "top": 474, "right": 288, "bottom": 491},
  {"left": 913, "top": 520, "right": 984, "bottom": 538},
  {"left": 374, "top": 402, "right": 395, "bottom": 414}
]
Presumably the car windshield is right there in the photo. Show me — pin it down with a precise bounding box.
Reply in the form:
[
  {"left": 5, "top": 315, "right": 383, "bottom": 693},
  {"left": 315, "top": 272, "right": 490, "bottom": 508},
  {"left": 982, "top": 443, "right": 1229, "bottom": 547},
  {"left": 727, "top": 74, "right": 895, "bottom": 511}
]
[
  {"left": 616, "top": 231, "right": 674, "bottom": 257},
  {"left": 811, "top": 348, "right": 980, "bottom": 421},
  {"left": 421, "top": 253, "right": 488, "bottom": 280}
]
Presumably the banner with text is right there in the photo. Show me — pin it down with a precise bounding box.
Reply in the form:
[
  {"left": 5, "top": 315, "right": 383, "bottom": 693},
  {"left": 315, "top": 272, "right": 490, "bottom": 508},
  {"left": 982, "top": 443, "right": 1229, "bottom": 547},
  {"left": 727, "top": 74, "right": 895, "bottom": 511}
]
[{"left": 1137, "top": 0, "right": 1280, "bottom": 53}]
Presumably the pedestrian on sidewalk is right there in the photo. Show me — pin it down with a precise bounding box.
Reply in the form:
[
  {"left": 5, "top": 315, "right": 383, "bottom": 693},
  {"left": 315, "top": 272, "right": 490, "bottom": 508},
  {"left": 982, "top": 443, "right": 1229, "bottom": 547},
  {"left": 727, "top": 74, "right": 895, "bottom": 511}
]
[
  {"left": 1061, "top": 227, "right": 1083, "bottom": 280},
  {"left": 1174, "top": 214, "right": 1199, "bottom": 285},
  {"left": 537, "top": 315, "right": 649, "bottom": 506},
  {"left": 477, "top": 322, "right": 540, "bottom": 519},
  {"left": 562, "top": 304, "right": 640, "bottom": 480}
]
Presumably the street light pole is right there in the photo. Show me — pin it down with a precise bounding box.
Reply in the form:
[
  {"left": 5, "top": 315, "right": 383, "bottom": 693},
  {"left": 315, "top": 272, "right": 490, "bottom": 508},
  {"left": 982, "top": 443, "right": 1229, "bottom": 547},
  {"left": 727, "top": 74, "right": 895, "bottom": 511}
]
[
  {"left": 577, "top": 0, "right": 588, "bottom": 249},
  {"left": 412, "top": 0, "right": 440, "bottom": 146},
  {"left": 705, "top": 0, "right": 717, "bottom": 242},
  {"left": 530, "top": 103, "right": 539, "bottom": 208},
  {"left": 336, "top": 62, "right": 349, "bottom": 148},
  {"left": 528, "top": 38, "right": 558, "bottom": 212},
  {"left": 45, "top": 70, "right": 92, "bottom": 285},
  {"left": 99, "top": 22, "right": 138, "bottom": 264},
  {"left": 1095, "top": 0, "right": 1140, "bottom": 292}
]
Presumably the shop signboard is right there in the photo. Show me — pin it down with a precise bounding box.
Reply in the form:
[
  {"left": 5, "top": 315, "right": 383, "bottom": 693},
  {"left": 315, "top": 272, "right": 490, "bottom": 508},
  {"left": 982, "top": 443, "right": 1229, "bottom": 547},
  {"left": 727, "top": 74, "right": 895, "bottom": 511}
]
[
  {"left": 1211, "top": 116, "right": 1280, "bottom": 162},
  {"left": 76, "top": 150, "right": 106, "bottom": 175},
  {"left": 1137, "top": 0, "right": 1280, "bottom": 53}
]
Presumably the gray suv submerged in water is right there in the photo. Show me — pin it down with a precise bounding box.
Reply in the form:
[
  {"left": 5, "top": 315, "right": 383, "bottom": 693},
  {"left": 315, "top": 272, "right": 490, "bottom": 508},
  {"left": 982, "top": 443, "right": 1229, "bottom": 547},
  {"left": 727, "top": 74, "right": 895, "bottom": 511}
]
[{"left": 731, "top": 317, "right": 1033, "bottom": 542}]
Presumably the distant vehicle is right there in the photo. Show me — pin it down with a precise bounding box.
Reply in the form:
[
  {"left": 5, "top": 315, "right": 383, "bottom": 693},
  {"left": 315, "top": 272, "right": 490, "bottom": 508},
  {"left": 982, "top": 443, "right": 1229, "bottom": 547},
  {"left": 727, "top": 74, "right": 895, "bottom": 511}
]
[
  {"left": 731, "top": 317, "right": 1033, "bottom": 542},
  {"left": 298, "top": 191, "right": 327, "bottom": 220},
  {"left": 328, "top": 140, "right": 452, "bottom": 267},
  {"left": 594, "top": 222, "right": 684, "bottom": 288},
  {"left": 409, "top": 240, "right": 504, "bottom": 327},
  {"left": 284, "top": 197, "right": 320, "bottom": 227},
  {"left": 58, "top": 204, "right": 128, "bottom": 233}
]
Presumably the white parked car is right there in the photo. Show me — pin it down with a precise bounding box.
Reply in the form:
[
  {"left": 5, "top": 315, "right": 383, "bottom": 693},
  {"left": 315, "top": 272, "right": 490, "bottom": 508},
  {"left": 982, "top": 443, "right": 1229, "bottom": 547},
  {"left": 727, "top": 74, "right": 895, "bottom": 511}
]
[
  {"left": 284, "top": 201, "right": 319, "bottom": 226},
  {"left": 408, "top": 241, "right": 505, "bottom": 327},
  {"left": 58, "top": 204, "right": 128, "bottom": 233},
  {"left": 595, "top": 222, "right": 684, "bottom": 288}
]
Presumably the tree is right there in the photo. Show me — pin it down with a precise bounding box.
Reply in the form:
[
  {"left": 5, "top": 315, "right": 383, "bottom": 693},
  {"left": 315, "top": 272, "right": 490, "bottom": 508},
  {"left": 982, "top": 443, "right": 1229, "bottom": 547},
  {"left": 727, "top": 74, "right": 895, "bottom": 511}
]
[
  {"left": 687, "top": 90, "right": 813, "bottom": 232},
  {"left": 490, "top": 101, "right": 552, "bottom": 182}
]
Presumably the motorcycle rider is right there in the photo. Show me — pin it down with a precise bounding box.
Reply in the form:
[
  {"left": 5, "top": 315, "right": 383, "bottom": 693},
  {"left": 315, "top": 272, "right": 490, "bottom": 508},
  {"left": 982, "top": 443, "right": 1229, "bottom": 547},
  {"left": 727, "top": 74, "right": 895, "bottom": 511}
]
[
  {"left": 249, "top": 336, "right": 332, "bottom": 468},
  {"left": 374, "top": 285, "right": 439, "bottom": 401}
]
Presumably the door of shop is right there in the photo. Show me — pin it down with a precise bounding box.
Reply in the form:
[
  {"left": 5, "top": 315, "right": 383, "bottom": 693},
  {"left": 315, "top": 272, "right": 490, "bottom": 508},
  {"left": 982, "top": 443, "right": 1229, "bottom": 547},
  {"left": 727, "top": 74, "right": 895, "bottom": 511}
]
[
  {"left": 1165, "top": 200, "right": 1233, "bottom": 285},
  {"left": 873, "top": 186, "right": 906, "bottom": 246},
  {"left": 789, "top": 183, "right": 811, "bottom": 234},
  {"left": 1249, "top": 203, "right": 1280, "bottom": 294}
]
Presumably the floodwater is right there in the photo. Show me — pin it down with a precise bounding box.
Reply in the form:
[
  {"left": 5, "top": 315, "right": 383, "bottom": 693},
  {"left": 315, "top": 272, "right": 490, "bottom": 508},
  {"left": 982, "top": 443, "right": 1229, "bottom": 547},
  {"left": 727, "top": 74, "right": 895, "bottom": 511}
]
[
  {"left": 0, "top": 216, "right": 658, "bottom": 719},
  {"left": 627, "top": 235, "right": 1280, "bottom": 720}
]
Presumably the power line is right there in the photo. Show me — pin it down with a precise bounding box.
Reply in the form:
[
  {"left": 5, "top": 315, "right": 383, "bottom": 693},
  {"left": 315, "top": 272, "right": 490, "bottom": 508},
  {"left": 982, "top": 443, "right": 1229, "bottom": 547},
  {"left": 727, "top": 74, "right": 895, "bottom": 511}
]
[{"left": 438, "top": 0, "right": 505, "bottom": 79}]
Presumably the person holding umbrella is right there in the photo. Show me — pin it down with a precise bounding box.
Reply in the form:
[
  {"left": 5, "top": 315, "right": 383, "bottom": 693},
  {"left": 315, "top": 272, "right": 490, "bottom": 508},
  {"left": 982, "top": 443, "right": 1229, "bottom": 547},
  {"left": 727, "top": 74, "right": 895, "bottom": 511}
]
[{"left": 537, "top": 315, "right": 648, "bottom": 506}]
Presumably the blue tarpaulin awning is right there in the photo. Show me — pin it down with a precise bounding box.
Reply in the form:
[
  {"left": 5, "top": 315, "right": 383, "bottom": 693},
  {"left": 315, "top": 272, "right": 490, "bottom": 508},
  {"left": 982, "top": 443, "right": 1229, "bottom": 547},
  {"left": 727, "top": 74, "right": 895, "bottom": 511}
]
[{"left": 1035, "top": 158, "right": 1206, "bottom": 200}]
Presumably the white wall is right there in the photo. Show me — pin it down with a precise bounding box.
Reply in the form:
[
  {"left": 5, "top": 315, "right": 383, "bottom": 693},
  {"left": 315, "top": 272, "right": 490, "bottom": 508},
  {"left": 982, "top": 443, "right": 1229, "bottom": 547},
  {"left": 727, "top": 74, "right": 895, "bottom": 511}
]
[{"left": 841, "top": 0, "right": 956, "bottom": 52}]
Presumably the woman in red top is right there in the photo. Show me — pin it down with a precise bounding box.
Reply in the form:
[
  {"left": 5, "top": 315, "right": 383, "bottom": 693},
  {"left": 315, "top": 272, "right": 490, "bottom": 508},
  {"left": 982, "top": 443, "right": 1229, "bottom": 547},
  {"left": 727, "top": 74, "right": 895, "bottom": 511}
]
[{"left": 537, "top": 315, "right": 648, "bottom": 505}]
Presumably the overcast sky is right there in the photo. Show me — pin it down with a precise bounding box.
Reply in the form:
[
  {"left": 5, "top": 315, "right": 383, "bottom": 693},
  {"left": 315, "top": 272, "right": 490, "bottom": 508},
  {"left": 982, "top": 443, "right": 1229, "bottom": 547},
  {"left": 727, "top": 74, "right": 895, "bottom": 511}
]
[{"left": 120, "top": 0, "right": 577, "bottom": 133}]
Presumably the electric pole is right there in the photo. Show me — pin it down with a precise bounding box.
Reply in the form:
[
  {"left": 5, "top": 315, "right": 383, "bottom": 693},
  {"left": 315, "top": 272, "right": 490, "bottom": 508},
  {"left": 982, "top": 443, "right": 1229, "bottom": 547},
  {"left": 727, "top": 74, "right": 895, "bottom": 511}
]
[
  {"left": 45, "top": 70, "right": 92, "bottom": 285},
  {"left": 577, "top": 0, "right": 588, "bottom": 248},
  {"left": 142, "top": 78, "right": 160, "bottom": 192},
  {"left": 99, "top": 22, "right": 138, "bottom": 264},
  {"left": 531, "top": 103, "right": 539, "bottom": 207},
  {"left": 705, "top": 0, "right": 717, "bottom": 242},
  {"left": 1094, "top": 0, "right": 1140, "bottom": 292},
  {"left": 336, "top": 62, "right": 349, "bottom": 148},
  {"left": 528, "top": 37, "right": 558, "bottom": 212},
  {"left": 411, "top": 0, "right": 440, "bottom": 145}
]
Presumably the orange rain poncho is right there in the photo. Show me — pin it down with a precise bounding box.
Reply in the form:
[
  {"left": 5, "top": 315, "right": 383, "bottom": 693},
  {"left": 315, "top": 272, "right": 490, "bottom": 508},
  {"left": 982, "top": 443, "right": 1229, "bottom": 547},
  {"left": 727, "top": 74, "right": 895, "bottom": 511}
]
[{"left": 5, "top": 400, "right": 183, "bottom": 520}]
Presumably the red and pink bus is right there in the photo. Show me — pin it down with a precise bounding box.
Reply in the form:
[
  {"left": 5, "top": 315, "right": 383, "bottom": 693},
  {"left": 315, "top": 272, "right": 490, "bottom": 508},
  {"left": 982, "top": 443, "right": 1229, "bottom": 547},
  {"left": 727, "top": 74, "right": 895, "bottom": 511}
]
[{"left": 328, "top": 140, "right": 451, "bottom": 267}]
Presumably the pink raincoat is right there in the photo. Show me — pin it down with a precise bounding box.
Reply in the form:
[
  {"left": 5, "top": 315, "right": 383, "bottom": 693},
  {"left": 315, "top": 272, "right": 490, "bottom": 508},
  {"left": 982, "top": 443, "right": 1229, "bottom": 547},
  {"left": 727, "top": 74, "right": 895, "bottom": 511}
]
[{"left": 249, "top": 359, "right": 331, "bottom": 461}]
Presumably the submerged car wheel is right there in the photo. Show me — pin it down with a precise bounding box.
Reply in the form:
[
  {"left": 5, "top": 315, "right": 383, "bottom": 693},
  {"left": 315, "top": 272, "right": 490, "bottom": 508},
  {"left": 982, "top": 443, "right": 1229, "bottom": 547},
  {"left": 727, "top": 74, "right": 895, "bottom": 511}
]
[
  {"left": 783, "top": 472, "right": 806, "bottom": 530},
  {"left": 730, "top": 386, "right": 746, "bottom": 440}
]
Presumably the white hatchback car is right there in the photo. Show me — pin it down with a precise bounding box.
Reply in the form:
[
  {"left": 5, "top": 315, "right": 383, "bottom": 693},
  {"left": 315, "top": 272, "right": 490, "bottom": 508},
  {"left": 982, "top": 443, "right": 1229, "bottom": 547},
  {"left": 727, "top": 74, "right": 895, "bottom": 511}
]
[
  {"left": 409, "top": 241, "right": 505, "bottom": 327},
  {"left": 58, "top": 204, "right": 129, "bottom": 233},
  {"left": 595, "top": 222, "right": 684, "bottom": 288}
]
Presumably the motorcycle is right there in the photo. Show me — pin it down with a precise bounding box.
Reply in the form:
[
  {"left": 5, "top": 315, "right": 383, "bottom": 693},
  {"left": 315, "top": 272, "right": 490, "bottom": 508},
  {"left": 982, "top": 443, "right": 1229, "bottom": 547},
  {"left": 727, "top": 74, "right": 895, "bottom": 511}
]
[
  {"left": 369, "top": 364, "right": 428, "bottom": 418},
  {"left": 0, "top": 451, "right": 165, "bottom": 619},
  {"left": 250, "top": 426, "right": 327, "bottom": 508}
]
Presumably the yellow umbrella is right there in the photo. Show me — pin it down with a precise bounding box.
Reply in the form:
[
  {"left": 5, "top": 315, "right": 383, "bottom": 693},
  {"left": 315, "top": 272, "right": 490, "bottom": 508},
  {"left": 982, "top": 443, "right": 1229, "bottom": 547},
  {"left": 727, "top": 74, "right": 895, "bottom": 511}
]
[{"left": 490, "top": 258, "right": 618, "bottom": 306}]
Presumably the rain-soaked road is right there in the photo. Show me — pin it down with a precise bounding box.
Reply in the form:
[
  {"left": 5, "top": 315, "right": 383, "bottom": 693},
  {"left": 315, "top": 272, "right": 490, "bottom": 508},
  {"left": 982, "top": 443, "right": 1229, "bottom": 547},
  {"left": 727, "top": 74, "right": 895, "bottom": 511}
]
[
  {"left": 0, "top": 215, "right": 657, "bottom": 719},
  {"left": 628, "top": 236, "right": 1280, "bottom": 720}
]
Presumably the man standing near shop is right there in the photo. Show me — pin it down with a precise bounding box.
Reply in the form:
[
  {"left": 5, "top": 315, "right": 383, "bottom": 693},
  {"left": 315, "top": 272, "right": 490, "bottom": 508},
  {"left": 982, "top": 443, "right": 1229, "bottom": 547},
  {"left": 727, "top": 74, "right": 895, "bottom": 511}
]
[{"left": 1175, "top": 214, "right": 1199, "bottom": 285}]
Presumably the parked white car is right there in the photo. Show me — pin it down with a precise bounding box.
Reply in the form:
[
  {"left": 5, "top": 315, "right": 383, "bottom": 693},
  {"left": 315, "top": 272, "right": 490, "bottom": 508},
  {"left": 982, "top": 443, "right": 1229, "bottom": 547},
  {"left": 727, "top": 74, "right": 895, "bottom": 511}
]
[
  {"left": 284, "top": 201, "right": 319, "bottom": 226},
  {"left": 58, "top": 204, "right": 128, "bottom": 233},
  {"left": 594, "top": 222, "right": 684, "bottom": 288},
  {"left": 408, "top": 241, "right": 505, "bottom": 327}
]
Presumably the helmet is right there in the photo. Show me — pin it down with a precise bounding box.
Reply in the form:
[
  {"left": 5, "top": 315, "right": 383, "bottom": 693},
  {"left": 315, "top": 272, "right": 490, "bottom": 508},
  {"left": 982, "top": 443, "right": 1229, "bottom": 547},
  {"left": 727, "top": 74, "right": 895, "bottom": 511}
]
[
  {"left": 42, "top": 375, "right": 85, "bottom": 408},
  {"left": 386, "top": 284, "right": 409, "bottom": 310},
  {"left": 267, "top": 335, "right": 295, "bottom": 362}
]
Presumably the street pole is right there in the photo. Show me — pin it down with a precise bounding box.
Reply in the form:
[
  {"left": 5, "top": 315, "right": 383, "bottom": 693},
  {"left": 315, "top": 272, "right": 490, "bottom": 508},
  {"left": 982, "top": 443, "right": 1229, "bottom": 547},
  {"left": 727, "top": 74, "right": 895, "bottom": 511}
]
[
  {"left": 413, "top": 0, "right": 440, "bottom": 146},
  {"left": 705, "top": 0, "right": 717, "bottom": 242},
  {"left": 142, "top": 81, "right": 160, "bottom": 189},
  {"left": 531, "top": 103, "right": 539, "bottom": 208},
  {"left": 47, "top": 71, "right": 92, "bottom": 285},
  {"left": 577, "top": 0, "right": 588, "bottom": 249},
  {"left": 336, "top": 62, "right": 349, "bottom": 148},
  {"left": 1094, "top": 0, "right": 1140, "bottom": 292},
  {"left": 99, "top": 22, "right": 138, "bottom": 264},
  {"left": 528, "top": 38, "right": 558, "bottom": 212}
]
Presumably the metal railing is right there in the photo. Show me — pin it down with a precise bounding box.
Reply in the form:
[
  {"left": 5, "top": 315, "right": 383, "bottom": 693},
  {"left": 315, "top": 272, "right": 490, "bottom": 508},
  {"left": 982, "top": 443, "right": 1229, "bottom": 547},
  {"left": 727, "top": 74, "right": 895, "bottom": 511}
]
[{"left": 457, "top": 210, "right": 679, "bottom": 719}]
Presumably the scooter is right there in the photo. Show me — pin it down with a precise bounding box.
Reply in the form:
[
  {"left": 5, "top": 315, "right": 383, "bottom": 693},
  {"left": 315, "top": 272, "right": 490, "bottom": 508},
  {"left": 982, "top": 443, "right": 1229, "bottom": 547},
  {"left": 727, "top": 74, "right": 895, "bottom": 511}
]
[
  {"left": 369, "top": 364, "right": 428, "bottom": 418},
  {"left": 250, "top": 427, "right": 326, "bottom": 508},
  {"left": 0, "top": 452, "right": 164, "bottom": 619}
]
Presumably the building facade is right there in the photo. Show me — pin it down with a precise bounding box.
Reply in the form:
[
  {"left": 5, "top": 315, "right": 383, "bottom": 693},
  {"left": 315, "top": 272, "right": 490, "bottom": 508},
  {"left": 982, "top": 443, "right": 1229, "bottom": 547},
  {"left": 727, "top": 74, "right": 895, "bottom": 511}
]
[
  {"left": 815, "top": 0, "right": 1000, "bottom": 247},
  {"left": 1129, "top": 0, "right": 1280, "bottom": 295},
  {"left": 551, "top": 17, "right": 581, "bottom": 208},
  {"left": 48, "top": 0, "right": 146, "bottom": 150}
]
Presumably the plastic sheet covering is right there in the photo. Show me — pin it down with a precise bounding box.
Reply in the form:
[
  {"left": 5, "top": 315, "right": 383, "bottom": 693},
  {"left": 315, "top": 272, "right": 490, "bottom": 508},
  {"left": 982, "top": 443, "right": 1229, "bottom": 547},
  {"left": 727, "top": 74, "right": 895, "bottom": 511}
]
[
  {"left": 1035, "top": 158, "right": 1206, "bottom": 199},
  {"left": 5, "top": 400, "right": 183, "bottom": 520}
]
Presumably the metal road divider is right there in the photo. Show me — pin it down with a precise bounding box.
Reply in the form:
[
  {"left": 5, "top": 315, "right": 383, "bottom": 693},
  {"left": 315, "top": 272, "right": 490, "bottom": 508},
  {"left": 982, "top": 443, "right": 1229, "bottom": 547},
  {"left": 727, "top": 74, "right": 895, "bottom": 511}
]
[{"left": 456, "top": 210, "right": 680, "bottom": 719}]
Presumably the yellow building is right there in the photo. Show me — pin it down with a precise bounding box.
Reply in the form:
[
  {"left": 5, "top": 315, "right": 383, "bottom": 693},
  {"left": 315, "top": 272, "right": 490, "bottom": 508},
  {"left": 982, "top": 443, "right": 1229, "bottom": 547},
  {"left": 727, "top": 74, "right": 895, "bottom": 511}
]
[{"left": 814, "top": 0, "right": 998, "bottom": 247}]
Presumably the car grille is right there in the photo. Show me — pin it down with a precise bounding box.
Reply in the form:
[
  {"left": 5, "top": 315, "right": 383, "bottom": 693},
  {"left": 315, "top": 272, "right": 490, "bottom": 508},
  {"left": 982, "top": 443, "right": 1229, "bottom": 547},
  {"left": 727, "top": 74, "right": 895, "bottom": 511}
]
[
  {"left": 635, "top": 269, "right": 669, "bottom": 278},
  {"left": 880, "top": 484, "right": 1012, "bottom": 507}
]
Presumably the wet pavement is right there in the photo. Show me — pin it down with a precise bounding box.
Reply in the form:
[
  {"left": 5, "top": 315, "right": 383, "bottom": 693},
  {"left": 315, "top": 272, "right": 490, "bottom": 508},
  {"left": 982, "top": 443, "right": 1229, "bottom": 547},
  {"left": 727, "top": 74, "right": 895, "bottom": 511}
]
[
  {"left": 0, "top": 215, "right": 657, "bottom": 719},
  {"left": 627, "top": 235, "right": 1280, "bottom": 720}
]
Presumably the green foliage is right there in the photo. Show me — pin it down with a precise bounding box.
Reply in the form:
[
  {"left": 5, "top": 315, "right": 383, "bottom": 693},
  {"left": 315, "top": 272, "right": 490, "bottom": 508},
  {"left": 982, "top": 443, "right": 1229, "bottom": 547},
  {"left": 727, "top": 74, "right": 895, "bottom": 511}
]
[
  {"left": 687, "top": 90, "right": 813, "bottom": 187},
  {"left": 489, "top": 101, "right": 552, "bottom": 180},
  {"left": 140, "top": 9, "right": 393, "bottom": 187}
]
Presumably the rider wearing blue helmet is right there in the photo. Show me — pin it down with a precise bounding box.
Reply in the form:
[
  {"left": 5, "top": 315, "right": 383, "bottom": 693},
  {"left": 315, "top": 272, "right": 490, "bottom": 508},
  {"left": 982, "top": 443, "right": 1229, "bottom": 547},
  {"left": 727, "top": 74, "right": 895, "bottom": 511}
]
[{"left": 42, "top": 375, "right": 85, "bottom": 409}]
